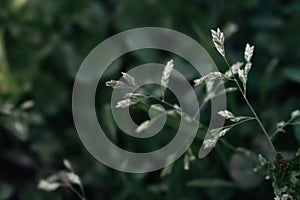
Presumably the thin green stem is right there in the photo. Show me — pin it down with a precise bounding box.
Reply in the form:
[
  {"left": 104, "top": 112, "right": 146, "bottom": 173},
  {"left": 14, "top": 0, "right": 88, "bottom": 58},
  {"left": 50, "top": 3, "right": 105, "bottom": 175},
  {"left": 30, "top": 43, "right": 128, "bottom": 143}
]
[
  {"left": 192, "top": 97, "right": 210, "bottom": 120},
  {"left": 244, "top": 95, "right": 276, "bottom": 152},
  {"left": 143, "top": 86, "right": 241, "bottom": 154},
  {"left": 79, "top": 184, "right": 86, "bottom": 200},
  {"left": 219, "top": 138, "right": 236, "bottom": 152},
  {"left": 65, "top": 185, "right": 85, "bottom": 200},
  {"left": 145, "top": 93, "right": 202, "bottom": 126},
  {"left": 149, "top": 110, "right": 171, "bottom": 124},
  {"left": 161, "top": 87, "right": 165, "bottom": 102},
  {"left": 223, "top": 59, "right": 244, "bottom": 94},
  {"left": 68, "top": 169, "right": 86, "bottom": 199},
  {"left": 212, "top": 118, "right": 255, "bottom": 153},
  {"left": 270, "top": 118, "right": 299, "bottom": 139},
  {"left": 223, "top": 57, "right": 277, "bottom": 154},
  {"left": 192, "top": 81, "right": 224, "bottom": 119},
  {"left": 270, "top": 129, "right": 282, "bottom": 140},
  {"left": 137, "top": 99, "right": 239, "bottom": 154},
  {"left": 222, "top": 117, "right": 255, "bottom": 129},
  {"left": 288, "top": 122, "right": 300, "bottom": 126}
]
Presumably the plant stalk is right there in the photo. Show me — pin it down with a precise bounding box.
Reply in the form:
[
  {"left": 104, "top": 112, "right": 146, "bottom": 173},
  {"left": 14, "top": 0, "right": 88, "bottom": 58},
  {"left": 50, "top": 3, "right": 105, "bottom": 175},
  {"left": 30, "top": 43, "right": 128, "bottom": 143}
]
[{"left": 223, "top": 58, "right": 276, "bottom": 154}]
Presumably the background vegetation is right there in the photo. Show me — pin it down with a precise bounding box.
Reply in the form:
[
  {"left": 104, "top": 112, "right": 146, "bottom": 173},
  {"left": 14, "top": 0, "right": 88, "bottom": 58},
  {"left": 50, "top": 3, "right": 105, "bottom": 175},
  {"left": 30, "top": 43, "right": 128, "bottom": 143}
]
[{"left": 0, "top": 0, "right": 300, "bottom": 199}]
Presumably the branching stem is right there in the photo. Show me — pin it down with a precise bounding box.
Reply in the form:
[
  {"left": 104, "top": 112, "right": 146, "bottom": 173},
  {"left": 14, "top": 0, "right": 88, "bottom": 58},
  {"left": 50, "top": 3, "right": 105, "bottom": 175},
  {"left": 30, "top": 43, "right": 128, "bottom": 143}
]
[{"left": 223, "top": 58, "right": 277, "bottom": 154}]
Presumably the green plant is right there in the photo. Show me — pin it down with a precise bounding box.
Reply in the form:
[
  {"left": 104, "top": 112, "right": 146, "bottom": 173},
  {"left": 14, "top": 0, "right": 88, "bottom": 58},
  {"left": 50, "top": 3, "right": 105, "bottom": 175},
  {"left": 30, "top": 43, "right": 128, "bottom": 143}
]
[
  {"left": 38, "top": 27, "right": 300, "bottom": 200},
  {"left": 105, "top": 28, "right": 300, "bottom": 200},
  {"left": 38, "top": 159, "right": 86, "bottom": 200}
]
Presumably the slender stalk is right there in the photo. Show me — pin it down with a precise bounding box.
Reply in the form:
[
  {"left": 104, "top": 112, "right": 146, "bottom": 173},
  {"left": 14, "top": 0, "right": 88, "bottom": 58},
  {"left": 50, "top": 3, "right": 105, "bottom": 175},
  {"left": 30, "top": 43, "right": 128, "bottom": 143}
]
[
  {"left": 145, "top": 93, "right": 202, "bottom": 126},
  {"left": 288, "top": 122, "right": 300, "bottom": 126},
  {"left": 192, "top": 85, "right": 218, "bottom": 120},
  {"left": 161, "top": 87, "right": 165, "bottom": 102},
  {"left": 270, "top": 130, "right": 282, "bottom": 140},
  {"left": 219, "top": 138, "right": 236, "bottom": 152},
  {"left": 143, "top": 87, "right": 250, "bottom": 154},
  {"left": 68, "top": 168, "right": 86, "bottom": 199},
  {"left": 222, "top": 117, "right": 255, "bottom": 129},
  {"left": 244, "top": 94, "right": 276, "bottom": 153},
  {"left": 136, "top": 101, "right": 238, "bottom": 153},
  {"left": 79, "top": 184, "right": 86, "bottom": 200},
  {"left": 192, "top": 81, "right": 225, "bottom": 119},
  {"left": 270, "top": 118, "right": 299, "bottom": 139},
  {"left": 223, "top": 58, "right": 277, "bottom": 154},
  {"left": 66, "top": 185, "right": 85, "bottom": 200}
]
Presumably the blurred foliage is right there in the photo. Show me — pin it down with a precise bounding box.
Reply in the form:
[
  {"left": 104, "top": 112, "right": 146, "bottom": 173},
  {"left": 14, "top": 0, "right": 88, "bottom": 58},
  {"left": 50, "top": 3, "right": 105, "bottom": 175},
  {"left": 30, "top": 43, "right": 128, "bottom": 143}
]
[
  {"left": 271, "top": 152, "right": 300, "bottom": 199},
  {"left": 0, "top": 0, "right": 300, "bottom": 199}
]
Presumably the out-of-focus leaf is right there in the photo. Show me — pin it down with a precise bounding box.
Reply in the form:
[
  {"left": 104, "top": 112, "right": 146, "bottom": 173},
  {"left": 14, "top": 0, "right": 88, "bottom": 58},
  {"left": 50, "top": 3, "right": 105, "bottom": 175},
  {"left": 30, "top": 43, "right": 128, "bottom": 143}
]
[
  {"left": 11, "top": 121, "right": 28, "bottom": 140},
  {"left": 229, "top": 153, "right": 263, "bottom": 189},
  {"left": 187, "top": 179, "right": 236, "bottom": 188},
  {"left": 160, "top": 163, "right": 173, "bottom": 178},
  {"left": 120, "top": 174, "right": 160, "bottom": 200},
  {"left": 250, "top": 14, "right": 283, "bottom": 30},
  {"left": 0, "top": 183, "right": 13, "bottom": 200},
  {"left": 113, "top": 0, "right": 169, "bottom": 31},
  {"left": 283, "top": 1, "right": 300, "bottom": 14},
  {"left": 206, "top": 187, "right": 234, "bottom": 200},
  {"left": 236, "top": 147, "right": 260, "bottom": 165},
  {"left": 33, "top": 74, "right": 67, "bottom": 115},
  {"left": 31, "top": 132, "right": 63, "bottom": 163},
  {"left": 255, "top": 33, "right": 284, "bottom": 55},
  {"left": 283, "top": 66, "right": 300, "bottom": 84},
  {"left": 100, "top": 104, "right": 117, "bottom": 142},
  {"left": 0, "top": 30, "right": 19, "bottom": 97},
  {"left": 101, "top": 58, "right": 122, "bottom": 80},
  {"left": 271, "top": 153, "right": 300, "bottom": 198},
  {"left": 294, "top": 125, "right": 300, "bottom": 144}
]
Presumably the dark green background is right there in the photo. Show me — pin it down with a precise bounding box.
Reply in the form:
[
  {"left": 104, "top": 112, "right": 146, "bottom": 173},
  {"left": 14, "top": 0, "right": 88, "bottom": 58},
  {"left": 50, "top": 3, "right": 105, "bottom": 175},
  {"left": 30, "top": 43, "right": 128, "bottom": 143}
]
[{"left": 0, "top": 0, "right": 300, "bottom": 199}]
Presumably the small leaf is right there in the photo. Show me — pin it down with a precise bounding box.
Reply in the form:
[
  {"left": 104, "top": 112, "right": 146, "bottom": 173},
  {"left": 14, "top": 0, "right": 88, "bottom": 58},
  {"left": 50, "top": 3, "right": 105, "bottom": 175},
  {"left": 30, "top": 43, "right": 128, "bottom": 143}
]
[
  {"left": 66, "top": 172, "right": 81, "bottom": 186},
  {"left": 20, "top": 100, "right": 35, "bottom": 110},
  {"left": 160, "top": 154, "right": 176, "bottom": 177},
  {"left": 203, "top": 138, "right": 218, "bottom": 149},
  {"left": 38, "top": 180, "right": 61, "bottom": 192},
  {"left": 121, "top": 72, "right": 136, "bottom": 87},
  {"left": 135, "top": 120, "right": 151, "bottom": 133},
  {"left": 160, "top": 163, "right": 173, "bottom": 177},
  {"left": 63, "top": 159, "right": 73, "bottom": 171},
  {"left": 115, "top": 99, "right": 134, "bottom": 108},
  {"left": 105, "top": 80, "right": 126, "bottom": 89},
  {"left": 225, "top": 62, "right": 243, "bottom": 77},
  {"left": 291, "top": 110, "right": 300, "bottom": 119},
  {"left": 194, "top": 72, "right": 226, "bottom": 86}
]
